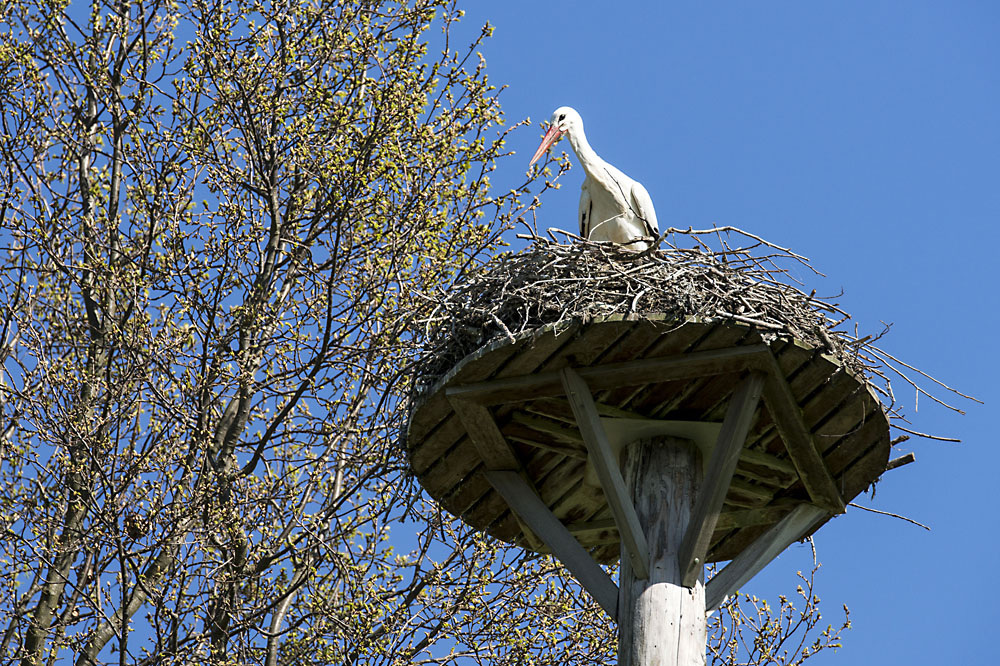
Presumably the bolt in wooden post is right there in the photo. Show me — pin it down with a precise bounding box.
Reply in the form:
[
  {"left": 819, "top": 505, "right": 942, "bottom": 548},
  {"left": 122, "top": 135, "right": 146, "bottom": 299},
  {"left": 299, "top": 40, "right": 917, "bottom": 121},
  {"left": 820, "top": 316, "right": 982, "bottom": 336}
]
[{"left": 618, "top": 436, "right": 706, "bottom": 666}]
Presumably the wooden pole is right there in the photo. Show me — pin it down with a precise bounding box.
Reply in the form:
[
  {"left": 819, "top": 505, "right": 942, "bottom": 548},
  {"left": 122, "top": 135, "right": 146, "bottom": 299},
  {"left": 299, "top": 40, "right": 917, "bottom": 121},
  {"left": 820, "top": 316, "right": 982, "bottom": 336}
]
[{"left": 619, "top": 436, "right": 706, "bottom": 666}]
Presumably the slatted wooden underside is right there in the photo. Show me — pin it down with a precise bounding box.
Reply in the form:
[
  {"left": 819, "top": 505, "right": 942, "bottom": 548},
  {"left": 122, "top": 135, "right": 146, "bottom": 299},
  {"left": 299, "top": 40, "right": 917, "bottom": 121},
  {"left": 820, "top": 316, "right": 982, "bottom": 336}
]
[{"left": 407, "top": 316, "right": 890, "bottom": 565}]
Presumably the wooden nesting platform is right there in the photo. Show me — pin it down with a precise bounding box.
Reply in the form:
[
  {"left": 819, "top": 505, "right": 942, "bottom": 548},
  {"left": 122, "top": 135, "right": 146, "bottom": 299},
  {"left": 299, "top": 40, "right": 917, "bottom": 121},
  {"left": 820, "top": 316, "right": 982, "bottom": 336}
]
[{"left": 407, "top": 315, "right": 890, "bottom": 568}]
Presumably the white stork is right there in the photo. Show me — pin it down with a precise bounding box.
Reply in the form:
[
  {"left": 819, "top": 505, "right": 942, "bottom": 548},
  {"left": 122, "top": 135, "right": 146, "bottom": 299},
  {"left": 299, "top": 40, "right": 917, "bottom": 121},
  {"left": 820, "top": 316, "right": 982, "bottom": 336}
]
[{"left": 529, "top": 106, "right": 659, "bottom": 251}]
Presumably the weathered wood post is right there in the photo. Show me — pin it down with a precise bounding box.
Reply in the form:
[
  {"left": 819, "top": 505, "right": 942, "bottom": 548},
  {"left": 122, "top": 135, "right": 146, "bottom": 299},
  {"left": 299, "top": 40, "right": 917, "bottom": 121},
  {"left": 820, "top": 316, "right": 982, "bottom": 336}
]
[{"left": 619, "top": 437, "right": 705, "bottom": 666}]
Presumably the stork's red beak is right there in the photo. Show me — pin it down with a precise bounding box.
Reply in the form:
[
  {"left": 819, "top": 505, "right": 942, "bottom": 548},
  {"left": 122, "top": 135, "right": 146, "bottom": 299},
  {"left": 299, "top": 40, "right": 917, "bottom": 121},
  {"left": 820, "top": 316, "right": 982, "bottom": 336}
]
[{"left": 528, "top": 124, "right": 564, "bottom": 167}]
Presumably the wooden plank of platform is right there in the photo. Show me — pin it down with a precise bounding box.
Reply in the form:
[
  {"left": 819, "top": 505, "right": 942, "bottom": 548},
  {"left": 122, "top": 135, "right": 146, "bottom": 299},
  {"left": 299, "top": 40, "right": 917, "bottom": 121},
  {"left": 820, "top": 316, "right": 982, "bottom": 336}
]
[
  {"left": 485, "top": 470, "right": 619, "bottom": 617},
  {"left": 586, "top": 318, "right": 689, "bottom": 407},
  {"left": 493, "top": 320, "right": 585, "bottom": 381},
  {"left": 728, "top": 478, "right": 774, "bottom": 503},
  {"left": 565, "top": 518, "right": 618, "bottom": 537},
  {"left": 738, "top": 448, "right": 798, "bottom": 477},
  {"left": 591, "top": 316, "right": 678, "bottom": 366},
  {"left": 836, "top": 441, "right": 891, "bottom": 501},
  {"left": 507, "top": 435, "right": 587, "bottom": 460},
  {"left": 705, "top": 503, "right": 828, "bottom": 611},
  {"left": 822, "top": 412, "right": 889, "bottom": 475},
  {"left": 537, "top": 315, "right": 638, "bottom": 372},
  {"left": 448, "top": 344, "right": 772, "bottom": 406},
  {"left": 574, "top": 505, "right": 622, "bottom": 550},
  {"left": 802, "top": 372, "right": 870, "bottom": 450},
  {"left": 758, "top": 353, "right": 845, "bottom": 514},
  {"left": 679, "top": 372, "right": 765, "bottom": 587},
  {"left": 560, "top": 367, "right": 651, "bottom": 580},
  {"left": 536, "top": 461, "right": 595, "bottom": 526},
  {"left": 715, "top": 500, "right": 800, "bottom": 531},
  {"left": 509, "top": 412, "right": 585, "bottom": 444},
  {"left": 418, "top": 442, "right": 483, "bottom": 506},
  {"left": 574, "top": 344, "right": 770, "bottom": 402}
]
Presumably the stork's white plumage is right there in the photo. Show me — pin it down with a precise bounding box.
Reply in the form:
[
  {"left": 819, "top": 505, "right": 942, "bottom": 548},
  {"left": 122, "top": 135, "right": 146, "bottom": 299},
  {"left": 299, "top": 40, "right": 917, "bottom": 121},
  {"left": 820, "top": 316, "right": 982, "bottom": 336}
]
[{"left": 529, "top": 106, "right": 659, "bottom": 251}]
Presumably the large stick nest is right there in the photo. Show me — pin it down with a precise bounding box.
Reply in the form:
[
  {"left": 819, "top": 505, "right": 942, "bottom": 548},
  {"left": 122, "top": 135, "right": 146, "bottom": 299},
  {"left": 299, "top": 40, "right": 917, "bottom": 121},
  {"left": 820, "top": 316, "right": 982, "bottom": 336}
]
[{"left": 413, "top": 229, "right": 974, "bottom": 442}]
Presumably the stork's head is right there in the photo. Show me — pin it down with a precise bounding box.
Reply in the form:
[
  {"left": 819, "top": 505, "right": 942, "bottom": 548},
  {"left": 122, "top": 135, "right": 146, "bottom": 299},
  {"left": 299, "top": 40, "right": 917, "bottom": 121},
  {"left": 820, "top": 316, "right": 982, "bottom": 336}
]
[{"left": 528, "top": 106, "right": 582, "bottom": 167}]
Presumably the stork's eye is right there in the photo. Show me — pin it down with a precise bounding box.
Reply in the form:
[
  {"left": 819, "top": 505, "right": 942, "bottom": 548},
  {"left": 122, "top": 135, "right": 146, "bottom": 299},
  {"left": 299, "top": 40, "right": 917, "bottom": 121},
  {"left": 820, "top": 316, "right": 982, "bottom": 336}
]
[{"left": 558, "top": 113, "right": 566, "bottom": 121}]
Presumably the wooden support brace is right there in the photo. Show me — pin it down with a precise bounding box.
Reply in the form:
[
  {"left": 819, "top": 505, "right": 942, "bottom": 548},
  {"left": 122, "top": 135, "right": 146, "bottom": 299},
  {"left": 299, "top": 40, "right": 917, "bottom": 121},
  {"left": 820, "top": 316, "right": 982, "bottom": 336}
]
[
  {"left": 510, "top": 412, "right": 585, "bottom": 444},
  {"left": 507, "top": 436, "right": 587, "bottom": 460},
  {"left": 715, "top": 500, "right": 800, "bottom": 531},
  {"left": 445, "top": 396, "right": 521, "bottom": 470},
  {"left": 758, "top": 354, "right": 846, "bottom": 514},
  {"left": 565, "top": 518, "right": 618, "bottom": 536},
  {"left": 738, "top": 448, "right": 798, "bottom": 477},
  {"left": 446, "top": 396, "right": 542, "bottom": 550},
  {"left": 484, "top": 470, "right": 619, "bottom": 618},
  {"left": 678, "top": 372, "right": 765, "bottom": 587},
  {"left": 447, "top": 344, "right": 772, "bottom": 406},
  {"left": 704, "top": 503, "right": 827, "bottom": 611},
  {"left": 560, "top": 368, "right": 650, "bottom": 580}
]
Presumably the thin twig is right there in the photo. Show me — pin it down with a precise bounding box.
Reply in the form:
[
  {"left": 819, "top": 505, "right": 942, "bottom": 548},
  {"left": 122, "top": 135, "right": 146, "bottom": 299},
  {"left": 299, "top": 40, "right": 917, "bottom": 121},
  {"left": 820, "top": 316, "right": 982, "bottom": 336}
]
[
  {"left": 848, "top": 502, "right": 930, "bottom": 531},
  {"left": 889, "top": 424, "right": 961, "bottom": 443}
]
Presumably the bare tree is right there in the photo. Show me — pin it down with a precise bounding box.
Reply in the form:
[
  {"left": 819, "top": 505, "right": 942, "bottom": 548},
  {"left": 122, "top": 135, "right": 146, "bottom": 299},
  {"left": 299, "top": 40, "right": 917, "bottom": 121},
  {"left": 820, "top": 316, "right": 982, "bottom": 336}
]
[{"left": 0, "top": 0, "right": 583, "bottom": 663}]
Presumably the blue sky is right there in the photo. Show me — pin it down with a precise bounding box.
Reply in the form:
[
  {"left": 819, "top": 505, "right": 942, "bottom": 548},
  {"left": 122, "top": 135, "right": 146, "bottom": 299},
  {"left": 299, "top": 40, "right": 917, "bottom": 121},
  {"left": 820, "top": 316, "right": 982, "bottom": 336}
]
[{"left": 457, "top": 2, "right": 999, "bottom": 664}]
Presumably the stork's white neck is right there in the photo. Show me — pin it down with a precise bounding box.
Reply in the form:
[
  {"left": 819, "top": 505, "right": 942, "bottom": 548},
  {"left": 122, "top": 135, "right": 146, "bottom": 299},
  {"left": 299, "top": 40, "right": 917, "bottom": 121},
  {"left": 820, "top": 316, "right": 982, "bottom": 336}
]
[
  {"left": 566, "top": 124, "right": 622, "bottom": 195},
  {"left": 565, "top": 126, "right": 606, "bottom": 177}
]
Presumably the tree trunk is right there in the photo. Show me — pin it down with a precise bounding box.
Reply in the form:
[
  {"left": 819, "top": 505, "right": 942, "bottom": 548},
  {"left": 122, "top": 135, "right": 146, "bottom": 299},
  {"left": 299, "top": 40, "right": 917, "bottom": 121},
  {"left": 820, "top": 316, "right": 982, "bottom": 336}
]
[{"left": 618, "top": 437, "right": 705, "bottom": 666}]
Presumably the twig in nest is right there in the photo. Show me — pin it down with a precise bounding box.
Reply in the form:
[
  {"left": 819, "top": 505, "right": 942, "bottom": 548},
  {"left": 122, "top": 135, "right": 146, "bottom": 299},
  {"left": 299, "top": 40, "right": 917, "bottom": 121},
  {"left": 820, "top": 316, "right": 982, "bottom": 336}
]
[
  {"left": 630, "top": 288, "right": 647, "bottom": 313},
  {"left": 848, "top": 502, "right": 930, "bottom": 531},
  {"left": 885, "top": 452, "right": 916, "bottom": 470},
  {"left": 662, "top": 224, "right": 817, "bottom": 271},
  {"left": 490, "top": 313, "right": 516, "bottom": 345},
  {"left": 890, "top": 424, "right": 961, "bottom": 443},
  {"left": 869, "top": 344, "right": 982, "bottom": 405}
]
